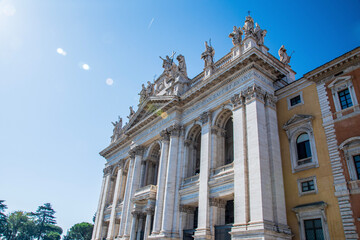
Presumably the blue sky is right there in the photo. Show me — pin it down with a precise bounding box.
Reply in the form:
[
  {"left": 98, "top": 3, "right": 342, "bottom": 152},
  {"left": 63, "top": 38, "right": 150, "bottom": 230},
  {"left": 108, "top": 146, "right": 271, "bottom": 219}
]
[{"left": 0, "top": 0, "right": 359, "bottom": 234}]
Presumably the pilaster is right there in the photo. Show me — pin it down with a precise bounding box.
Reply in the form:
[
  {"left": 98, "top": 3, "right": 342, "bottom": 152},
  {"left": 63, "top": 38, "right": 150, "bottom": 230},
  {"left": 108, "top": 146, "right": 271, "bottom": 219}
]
[
  {"left": 107, "top": 162, "right": 125, "bottom": 240},
  {"left": 151, "top": 131, "right": 170, "bottom": 235},
  {"left": 123, "top": 146, "right": 144, "bottom": 239},
  {"left": 194, "top": 112, "right": 212, "bottom": 240},
  {"left": 160, "top": 124, "right": 182, "bottom": 237},
  {"left": 95, "top": 166, "right": 112, "bottom": 240},
  {"left": 92, "top": 173, "right": 107, "bottom": 240}
]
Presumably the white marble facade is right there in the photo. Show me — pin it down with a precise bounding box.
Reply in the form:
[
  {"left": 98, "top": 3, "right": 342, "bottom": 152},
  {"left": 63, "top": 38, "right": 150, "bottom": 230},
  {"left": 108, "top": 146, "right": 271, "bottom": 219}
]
[{"left": 92, "top": 15, "right": 296, "bottom": 240}]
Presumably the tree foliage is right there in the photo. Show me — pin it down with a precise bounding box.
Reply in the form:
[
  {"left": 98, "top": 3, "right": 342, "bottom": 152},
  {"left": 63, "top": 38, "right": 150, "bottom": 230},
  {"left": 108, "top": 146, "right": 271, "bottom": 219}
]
[
  {"left": 0, "top": 202, "right": 62, "bottom": 240},
  {"left": 64, "top": 222, "right": 93, "bottom": 240},
  {"left": 31, "top": 203, "right": 57, "bottom": 240}
]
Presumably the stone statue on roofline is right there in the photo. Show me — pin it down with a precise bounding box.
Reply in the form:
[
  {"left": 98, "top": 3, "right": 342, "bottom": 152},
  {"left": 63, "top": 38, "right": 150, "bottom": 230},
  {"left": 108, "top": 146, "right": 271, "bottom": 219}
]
[
  {"left": 176, "top": 54, "right": 187, "bottom": 77},
  {"left": 201, "top": 41, "right": 215, "bottom": 68},
  {"left": 128, "top": 106, "right": 135, "bottom": 119},
  {"left": 254, "top": 23, "right": 267, "bottom": 45},
  {"left": 139, "top": 84, "right": 147, "bottom": 105},
  {"left": 111, "top": 116, "right": 123, "bottom": 142},
  {"left": 278, "top": 45, "right": 291, "bottom": 64},
  {"left": 229, "top": 26, "right": 243, "bottom": 46},
  {"left": 242, "top": 14, "right": 255, "bottom": 37},
  {"left": 146, "top": 81, "right": 154, "bottom": 96},
  {"left": 160, "top": 51, "right": 177, "bottom": 79}
]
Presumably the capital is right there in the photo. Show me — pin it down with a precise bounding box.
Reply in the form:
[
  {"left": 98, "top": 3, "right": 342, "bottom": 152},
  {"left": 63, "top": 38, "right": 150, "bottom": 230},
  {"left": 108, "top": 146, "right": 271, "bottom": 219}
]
[
  {"left": 265, "top": 92, "right": 276, "bottom": 108},
  {"left": 184, "top": 139, "right": 193, "bottom": 147},
  {"left": 179, "top": 205, "right": 196, "bottom": 213},
  {"left": 244, "top": 84, "right": 265, "bottom": 103},
  {"left": 209, "top": 198, "right": 227, "bottom": 208},
  {"left": 200, "top": 111, "right": 210, "bottom": 125},
  {"left": 167, "top": 123, "right": 182, "bottom": 137},
  {"left": 160, "top": 130, "right": 170, "bottom": 141},
  {"left": 103, "top": 165, "right": 113, "bottom": 176},
  {"left": 231, "top": 93, "right": 245, "bottom": 108}
]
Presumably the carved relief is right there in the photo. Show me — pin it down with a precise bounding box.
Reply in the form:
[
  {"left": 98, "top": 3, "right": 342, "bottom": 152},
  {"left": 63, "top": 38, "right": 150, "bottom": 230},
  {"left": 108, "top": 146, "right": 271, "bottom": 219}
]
[{"left": 200, "top": 111, "right": 210, "bottom": 125}]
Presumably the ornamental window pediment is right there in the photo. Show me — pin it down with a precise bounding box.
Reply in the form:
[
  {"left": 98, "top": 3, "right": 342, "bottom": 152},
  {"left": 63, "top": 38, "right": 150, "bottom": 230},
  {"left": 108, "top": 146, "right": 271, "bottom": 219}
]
[{"left": 283, "top": 114, "right": 319, "bottom": 173}]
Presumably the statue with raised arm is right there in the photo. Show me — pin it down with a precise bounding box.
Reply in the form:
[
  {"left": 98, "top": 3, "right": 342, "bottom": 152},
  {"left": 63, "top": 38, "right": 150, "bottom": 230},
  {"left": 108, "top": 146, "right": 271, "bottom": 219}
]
[
  {"left": 254, "top": 23, "right": 267, "bottom": 45},
  {"left": 278, "top": 45, "right": 291, "bottom": 64},
  {"left": 229, "top": 26, "right": 243, "bottom": 46},
  {"left": 201, "top": 41, "right": 215, "bottom": 68},
  {"left": 160, "top": 52, "right": 177, "bottom": 79},
  {"left": 176, "top": 54, "right": 187, "bottom": 77}
]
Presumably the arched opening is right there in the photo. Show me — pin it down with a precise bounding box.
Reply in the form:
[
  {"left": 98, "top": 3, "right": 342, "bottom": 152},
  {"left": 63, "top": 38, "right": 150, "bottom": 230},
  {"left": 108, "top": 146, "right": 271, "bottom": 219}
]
[
  {"left": 214, "top": 109, "right": 233, "bottom": 168},
  {"left": 224, "top": 118, "right": 234, "bottom": 165},
  {"left": 143, "top": 143, "right": 161, "bottom": 186},
  {"left": 185, "top": 125, "right": 202, "bottom": 178},
  {"left": 296, "top": 133, "right": 312, "bottom": 165}
]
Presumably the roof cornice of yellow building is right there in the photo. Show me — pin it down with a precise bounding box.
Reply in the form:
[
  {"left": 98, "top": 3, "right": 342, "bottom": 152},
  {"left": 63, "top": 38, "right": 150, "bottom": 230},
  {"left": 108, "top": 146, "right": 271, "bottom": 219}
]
[{"left": 304, "top": 46, "right": 360, "bottom": 82}]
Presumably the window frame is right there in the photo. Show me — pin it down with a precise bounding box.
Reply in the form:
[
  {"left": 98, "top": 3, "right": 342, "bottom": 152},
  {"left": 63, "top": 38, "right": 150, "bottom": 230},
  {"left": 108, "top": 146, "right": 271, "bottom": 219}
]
[
  {"left": 283, "top": 115, "right": 319, "bottom": 173},
  {"left": 339, "top": 137, "right": 360, "bottom": 181},
  {"left": 287, "top": 91, "right": 304, "bottom": 110},
  {"left": 297, "top": 176, "right": 318, "bottom": 196},
  {"left": 328, "top": 76, "right": 358, "bottom": 113},
  {"left": 292, "top": 201, "right": 330, "bottom": 240}
]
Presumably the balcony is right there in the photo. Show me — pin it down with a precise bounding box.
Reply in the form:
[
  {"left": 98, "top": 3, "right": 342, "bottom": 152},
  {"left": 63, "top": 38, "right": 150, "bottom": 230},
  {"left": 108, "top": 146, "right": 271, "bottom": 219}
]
[
  {"left": 212, "top": 162, "right": 234, "bottom": 176},
  {"left": 348, "top": 180, "right": 360, "bottom": 194},
  {"left": 133, "top": 184, "right": 157, "bottom": 202},
  {"left": 183, "top": 174, "right": 199, "bottom": 185}
]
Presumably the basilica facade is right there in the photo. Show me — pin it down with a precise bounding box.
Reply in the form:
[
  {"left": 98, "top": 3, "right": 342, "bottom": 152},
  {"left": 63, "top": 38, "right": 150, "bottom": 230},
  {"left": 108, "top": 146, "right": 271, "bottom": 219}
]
[{"left": 92, "top": 15, "right": 360, "bottom": 240}]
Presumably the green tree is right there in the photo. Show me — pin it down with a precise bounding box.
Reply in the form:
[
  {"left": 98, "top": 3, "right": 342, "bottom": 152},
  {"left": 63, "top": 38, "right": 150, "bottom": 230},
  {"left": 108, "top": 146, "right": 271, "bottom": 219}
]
[
  {"left": 31, "top": 203, "right": 57, "bottom": 240},
  {"left": 0, "top": 200, "right": 8, "bottom": 236},
  {"left": 3, "top": 211, "right": 37, "bottom": 240},
  {"left": 64, "top": 222, "right": 93, "bottom": 240}
]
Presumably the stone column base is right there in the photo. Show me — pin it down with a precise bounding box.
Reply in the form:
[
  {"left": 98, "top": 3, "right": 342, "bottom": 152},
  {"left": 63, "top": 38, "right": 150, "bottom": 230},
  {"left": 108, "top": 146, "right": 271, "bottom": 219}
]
[
  {"left": 148, "top": 232, "right": 180, "bottom": 240},
  {"left": 231, "top": 221, "right": 292, "bottom": 240},
  {"left": 193, "top": 228, "right": 212, "bottom": 240}
]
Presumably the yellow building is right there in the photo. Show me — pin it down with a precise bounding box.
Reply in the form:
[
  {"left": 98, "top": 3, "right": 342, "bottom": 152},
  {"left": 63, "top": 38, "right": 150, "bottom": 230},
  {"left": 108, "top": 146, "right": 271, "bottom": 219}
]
[{"left": 276, "top": 53, "right": 358, "bottom": 239}]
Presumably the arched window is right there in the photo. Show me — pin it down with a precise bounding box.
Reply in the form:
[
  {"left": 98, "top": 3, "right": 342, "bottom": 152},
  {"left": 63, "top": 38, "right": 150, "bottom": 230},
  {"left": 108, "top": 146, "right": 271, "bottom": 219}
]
[
  {"left": 296, "top": 133, "right": 312, "bottom": 165},
  {"left": 194, "top": 132, "right": 201, "bottom": 175},
  {"left": 224, "top": 118, "right": 234, "bottom": 165}
]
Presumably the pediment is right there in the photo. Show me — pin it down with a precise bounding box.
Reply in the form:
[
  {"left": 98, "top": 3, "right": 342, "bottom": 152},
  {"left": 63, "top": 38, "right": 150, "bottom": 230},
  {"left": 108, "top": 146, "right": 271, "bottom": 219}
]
[
  {"left": 328, "top": 75, "right": 351, "bottom": 88},
  {"left": 283, "top": 114, "right": 314, "bottom": 130},
  {"left": 124, "top": 95, "right": 177, "bottom": 132}
]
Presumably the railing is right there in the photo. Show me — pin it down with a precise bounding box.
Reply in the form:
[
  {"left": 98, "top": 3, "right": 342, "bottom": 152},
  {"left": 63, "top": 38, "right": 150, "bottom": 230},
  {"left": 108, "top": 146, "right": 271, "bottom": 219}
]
[
  {"left": 135, "top": 184, "right": 157, "bottom": 195},
  {"left": 212, "top": 162, "right": 234, "bottom": 176},
  {"left": 214, "top": 225, "right": 232, "bottom": 240},
  {"left": 183, "top": 174, "right": 199, "bottom": 185},
  {"left": 215, "top": 52, "right": 233, "bottom": 69}
]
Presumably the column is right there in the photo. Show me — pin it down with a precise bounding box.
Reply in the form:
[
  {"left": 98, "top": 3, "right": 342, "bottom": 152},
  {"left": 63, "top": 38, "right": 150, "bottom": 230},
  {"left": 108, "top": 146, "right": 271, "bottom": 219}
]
[
  {"left": 123, "top": 146, "right": 144, "bottom": 239},
  {"left": 170, "top": 128, "right": 185, "bottom": 236},
  {"left": 151, "top": 131, "right": 170, "bottom": 235},
  {"left": 194, "top": 112, "right": 212, "bottom": 240},
  {"left": 130, "top": 211, "right": 139, "bottom": 240},
  {"left": 136, "top": 214, "right": 145, "bottom": 240},
  {"left": 182, "top": 140, "right": 191, "bottom": 179},
  {"left": 143, "top": 160, "right": 149, "bottom": 186},
  {"left": 160, "top": 124, "right": 181, "bottom": 236},
  {"left": 95, "top": 166, "right": 113, "bottom": 240},
  {"left": 209, "top": 198, "right": 226, "bottom": 236},
  {"left": 92, "top": 174, "right": 107, "bottom": 240},
  {"left": 118, "top": 157, "right": 135, "bottom": 237},
  {"left": 107, "top": 162, "right": 125, "bottom": 240},
  {"left": 139, "top": 160, "right": 147, "bottom": 187},
  {"left": 144, "top": 208, "right": 154, "bottom": 240},
  {"left": 231, "top": 93, "right": 248, "bottom": 231}
]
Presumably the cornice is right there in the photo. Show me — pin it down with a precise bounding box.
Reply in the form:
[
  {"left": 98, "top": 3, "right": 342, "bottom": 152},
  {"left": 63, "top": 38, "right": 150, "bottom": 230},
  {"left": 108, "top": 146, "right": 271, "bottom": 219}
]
[{"left": 304, "top": 47, "right": 360, "bottom": 82}]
